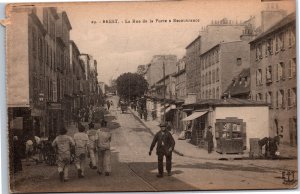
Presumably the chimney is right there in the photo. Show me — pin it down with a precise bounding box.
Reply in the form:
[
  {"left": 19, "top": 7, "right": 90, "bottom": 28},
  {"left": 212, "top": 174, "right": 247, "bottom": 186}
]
[{"left": 261, "top": 3, "right": 287, "bottom": 32}]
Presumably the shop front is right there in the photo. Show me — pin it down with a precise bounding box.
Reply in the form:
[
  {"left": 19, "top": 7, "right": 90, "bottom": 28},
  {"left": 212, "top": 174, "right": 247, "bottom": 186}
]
[
  {"left": 47, "top": 102, "right": 63, "bottom": 141},
  {"left": 182, "top": 98, "right": 269, "bottom": 154}
]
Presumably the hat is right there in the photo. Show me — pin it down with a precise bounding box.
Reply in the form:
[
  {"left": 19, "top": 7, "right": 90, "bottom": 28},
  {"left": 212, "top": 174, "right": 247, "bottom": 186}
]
[
  {"left": 159, "top": 122, "right": 167, "bottom": 127},
  {"left": 59, "top": 127, "right": 67, "bottom": 135}
]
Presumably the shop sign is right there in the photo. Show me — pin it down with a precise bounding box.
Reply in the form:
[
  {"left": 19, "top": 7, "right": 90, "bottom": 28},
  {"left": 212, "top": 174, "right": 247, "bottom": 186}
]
[{"left": 48, "top": 103, "right": 62, "bottom": 110}]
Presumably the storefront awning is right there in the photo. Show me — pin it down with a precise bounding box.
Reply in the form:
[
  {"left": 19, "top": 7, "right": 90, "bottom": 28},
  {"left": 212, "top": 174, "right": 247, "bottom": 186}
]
[{"left": 182, "top": 111, "right": 207, "bottom": 121}]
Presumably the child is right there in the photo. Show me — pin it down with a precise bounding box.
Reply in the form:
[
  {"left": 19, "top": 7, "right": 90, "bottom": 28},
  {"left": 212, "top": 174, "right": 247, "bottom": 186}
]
[
  {"left": 74, "top": 124, "right": 89, "bottom": 178},
  {"left": 52, "top": 127, "right": 75, "bottom": 182},
  {"left": 87, "top": 122, "right": 98, "bottom": 169}
]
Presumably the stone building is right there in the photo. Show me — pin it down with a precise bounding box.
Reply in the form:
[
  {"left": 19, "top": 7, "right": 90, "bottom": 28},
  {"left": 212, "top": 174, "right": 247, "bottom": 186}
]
[
  {"left": 70, "top": 40, "right": 84, "bottom": 111},
  {"left": 174, "top": 57, "right": 187, "bottom": 101},
  {"left": 185, "top": 17, "right": 256, "bottom": 101},
  {"left": 56, "top": 11, "right": 73, "bottom": 126},
  {"left": 7, "top": 7, "right": 100, "bottom": 141},
  {"left": 200, "top": 40, "right": 251, "bottom": 100},
  {"left": 145, "top": 55, "right": 177, "bottom": 87},
  {"left": 185, "top": 36, "right": 201, "bottom": 99},
  {"left": 249, "top": 12, "right": 296, "bottom": 146}
]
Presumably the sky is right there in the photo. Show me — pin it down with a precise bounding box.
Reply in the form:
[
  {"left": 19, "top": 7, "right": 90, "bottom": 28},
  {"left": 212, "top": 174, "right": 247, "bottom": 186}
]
[{"left": 58, "top": 0, "right": 295, "bottom": 85}]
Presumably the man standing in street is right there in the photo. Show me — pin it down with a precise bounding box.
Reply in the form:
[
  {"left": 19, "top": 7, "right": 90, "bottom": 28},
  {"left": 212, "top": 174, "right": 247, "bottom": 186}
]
[
  {"left": 206, "top": 126, "right": 214, "bottom": 154},
  {"left": 149, "top": 122, "right": 175, "bottom": 177}
]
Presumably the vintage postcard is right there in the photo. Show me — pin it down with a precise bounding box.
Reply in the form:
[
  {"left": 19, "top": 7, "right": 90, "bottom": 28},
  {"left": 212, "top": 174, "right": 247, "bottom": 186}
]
[{"left": 3, "top": 0, "right": 297, "bottom": 193}]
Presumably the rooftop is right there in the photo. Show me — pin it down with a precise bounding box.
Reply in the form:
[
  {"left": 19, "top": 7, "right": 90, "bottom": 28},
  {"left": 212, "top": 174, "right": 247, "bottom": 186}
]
[
  {"left": 223, "top": 68, "right": 250, "bottom": 97},
  {"left": 250, "top": 12, "right": 296, "bottom": 44}
]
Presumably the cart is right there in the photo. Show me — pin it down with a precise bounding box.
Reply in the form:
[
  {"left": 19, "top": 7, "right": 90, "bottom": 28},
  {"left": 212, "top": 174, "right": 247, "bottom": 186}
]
[{"left": 120, "top": 104, "right": 128, "bottom": 113}]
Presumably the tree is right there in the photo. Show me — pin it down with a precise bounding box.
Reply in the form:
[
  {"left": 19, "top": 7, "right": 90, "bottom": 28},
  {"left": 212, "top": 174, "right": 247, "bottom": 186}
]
[
  {"left": 136, "top": 65, "right": 146, "bottom": 75},
  {"left": 116, "top": 72, "right": 148, "bottom": 101}
]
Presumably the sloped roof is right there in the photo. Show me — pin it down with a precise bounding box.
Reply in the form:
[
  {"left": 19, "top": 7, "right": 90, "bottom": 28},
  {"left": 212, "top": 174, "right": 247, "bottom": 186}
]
[
  {"left": 250, "top": 12, "right": 296, "bottom": 44},
  {"left": 224, "top": 68, "right": 250, "bottom": 97}
]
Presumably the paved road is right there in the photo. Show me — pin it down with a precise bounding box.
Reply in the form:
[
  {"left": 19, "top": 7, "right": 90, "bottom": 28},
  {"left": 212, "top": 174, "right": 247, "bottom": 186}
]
[{"left": 12, "top": 96, "right": 297, "bottom": 192}]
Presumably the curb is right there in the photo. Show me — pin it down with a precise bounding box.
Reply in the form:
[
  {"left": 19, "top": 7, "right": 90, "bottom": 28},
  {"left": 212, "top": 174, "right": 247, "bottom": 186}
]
[{"left": 129, "top": 108, "right": 185, "bottom": 157}]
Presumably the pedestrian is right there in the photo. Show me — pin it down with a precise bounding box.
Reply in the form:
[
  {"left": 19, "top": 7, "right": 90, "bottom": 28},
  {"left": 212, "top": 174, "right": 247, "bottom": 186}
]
[
  {"left": 107, "top": 100, "right": 111, "bottom": 110},
  {"left": 13, "top": 136, "right": 22, "bottom": 173},
  {"left": 34, "top": 135, "right": 42, "bottom": 163},
  {"left": 166, "top": 121, "right": 174, "bottom": 134},
  {"left": 143, "top": 109, "right": 148, "bottom": 121},
  {"left": 87, "top": 122, "right": 98, "bottom": 169},
  {"left": 52, "top": 127, "right": 75, "bottom": 182},
  {"left": 205, "top": 126, "right": 214, "bottom": 154},
  {"left": 149, "top": 122, "right": 175, "bottom": 177},
  {"left": 96, "top": 120, "right": 112, "bottom": 176},
  {"left": 138, "top": 107, "right": 143, "bottom": 119},
  {"left": 74, "top": 124, "right": 89, "bottom": 178},
  {"left": 25, "top": 134, "right": 36, "bottom": 165},
  {"left": 151, "top": 110, "right": 157, "bottom": 120}
]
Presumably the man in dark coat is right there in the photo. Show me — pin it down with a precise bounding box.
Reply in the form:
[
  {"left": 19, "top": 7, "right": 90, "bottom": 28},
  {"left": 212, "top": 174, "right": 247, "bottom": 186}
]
[
  {"left": 206, "top": 126, "right": 214, "bottom": 154},
  {"left": 149, "top": 122, "right": 175, "bottom": 177}
]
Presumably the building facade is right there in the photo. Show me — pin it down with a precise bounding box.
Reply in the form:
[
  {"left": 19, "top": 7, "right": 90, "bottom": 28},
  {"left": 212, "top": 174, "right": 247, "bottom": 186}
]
[
  {"left": 250, "top": 12, "right": 296, "bottom": 146},
  {"left": 200, "top": 41, "right": 251, "bottom": 100},
  {"left": 174, "top": 57, "right": 187, "bottom": 101},
  {"left": 185, "top": 36, "right": 201, "bottom": 99},
  {"left": 185, "top": 17, "right": 256, "bottom": 101},
  {"left": 145, "top": 55, "right": 177, "bottom": 87},
  {"left": 7, "top": 7, "right": 101, "bottom": 142}
]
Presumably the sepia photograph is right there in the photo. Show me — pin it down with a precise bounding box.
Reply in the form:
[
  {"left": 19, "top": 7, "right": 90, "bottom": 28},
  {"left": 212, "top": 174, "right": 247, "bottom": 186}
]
[{"left": 3, "top": 0, "right": 297, "bottom": 193}]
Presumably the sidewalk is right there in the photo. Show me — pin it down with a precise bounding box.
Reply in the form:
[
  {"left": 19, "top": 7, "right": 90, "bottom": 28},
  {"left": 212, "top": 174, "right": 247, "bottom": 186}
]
[{"left": 130, "top": 108, "right": 297, "bottom": 160}]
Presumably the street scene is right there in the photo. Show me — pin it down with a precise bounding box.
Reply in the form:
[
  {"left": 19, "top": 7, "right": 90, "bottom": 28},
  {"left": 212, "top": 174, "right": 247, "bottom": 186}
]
[
  {"left": 4, "top": 0, "right": 297, "bottom": 193},
  {"left": 10, "top": 96, "right": 298, "bottom": 192}
]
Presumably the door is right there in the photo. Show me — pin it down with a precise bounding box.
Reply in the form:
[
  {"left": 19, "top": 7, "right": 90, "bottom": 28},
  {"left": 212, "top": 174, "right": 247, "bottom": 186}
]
[{"left": 289, "top": 118, "right": 297, "bottom": 146}]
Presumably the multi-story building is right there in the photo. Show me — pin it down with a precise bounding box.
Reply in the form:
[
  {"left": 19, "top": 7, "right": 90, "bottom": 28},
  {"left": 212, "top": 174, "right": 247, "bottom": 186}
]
[
  {"left": 185, "top": 36, "right": 201, "bottom": 99},
  {"left": 250, "top": 12, "right": 296, "bottom": 146},
  {"left": 89, "top": 56, "right": 98, "bottom": 105},
  {"left": 145, "top": 55, "right": 177, "bottom": 87},
  {"left": 7, "top": 7, "right": 100, "bottom": 142},
  {"left": 7, "top": 7, "right": 61, "bottom": 139},
  {"left": 70, "top": 40, "right": 83, "bottom": 111},
  {"left": 79, "top": 53, "right": 99, "bottom": 107},
  {"left": 174, "top": 57, "right": 187, "bottom": 101},
  {"left": 200, "top": 40, "right": 251, "bottom": 100},
  {"left": 56, "top": 11, "right": 72, "bottom": 125},
  {"left": 185, "top": 17, "right": 256, "bottom": 101}
]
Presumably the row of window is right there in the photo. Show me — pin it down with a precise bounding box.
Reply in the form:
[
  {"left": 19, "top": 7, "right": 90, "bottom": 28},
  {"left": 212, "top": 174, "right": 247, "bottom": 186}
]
[
  {"left": 202, "top": 87, "right": 220, "bottom": 99},
  {"left": 200, "top": 49, "right": 220, "bottom": 70},
  {"left": 201, "top": 68, "right": 220, "bottom": 86},
  {"left": 256, "top": 88, "right": 297, "bottom": 108},
  {"left": 32, "top": 28, "right": 70, "bottom": 74},
  {"left": 255, "top": 27, "right": 295, "bottom": 60},
  {"left": 256, "top": 58, "right": 296, "bottom": 86}
]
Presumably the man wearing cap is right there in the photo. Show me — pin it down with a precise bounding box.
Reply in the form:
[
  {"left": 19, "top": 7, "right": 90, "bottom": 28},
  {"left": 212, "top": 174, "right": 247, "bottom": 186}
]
[{"left": 149, "top": 122, "right": 175, "bottom": 177}]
